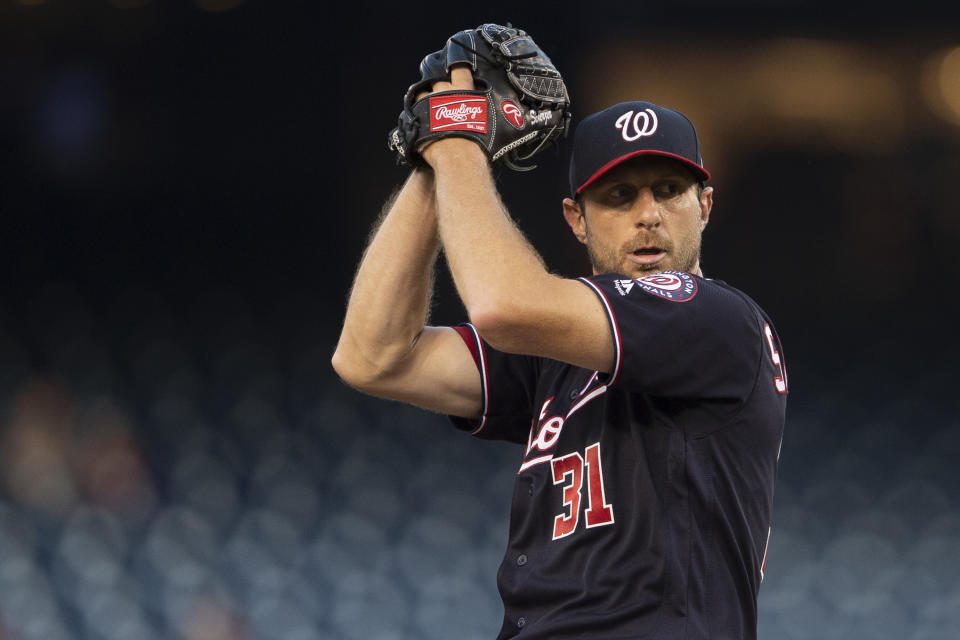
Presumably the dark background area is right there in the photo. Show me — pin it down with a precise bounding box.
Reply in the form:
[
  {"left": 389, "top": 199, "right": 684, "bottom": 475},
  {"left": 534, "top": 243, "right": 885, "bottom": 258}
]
[
  {"left": 3, "top": 0, "right": 959, "bottom": 384},
  {"left": 1, "top": 1, "right": 959, "bottom": 638}
]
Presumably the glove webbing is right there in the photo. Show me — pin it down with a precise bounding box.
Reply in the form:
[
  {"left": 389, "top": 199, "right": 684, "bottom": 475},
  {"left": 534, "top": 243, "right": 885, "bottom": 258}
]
[{"left": 448, "top": 35, "right": 540, "bottom": 66}]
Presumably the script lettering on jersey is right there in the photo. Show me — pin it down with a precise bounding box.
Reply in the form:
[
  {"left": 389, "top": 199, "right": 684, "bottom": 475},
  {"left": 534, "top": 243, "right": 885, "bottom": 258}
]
[
  {"left": 518, "top": 385, "right": 607, "bottom": 474},
  {"left": 526, "top": 398, "right": 563, "bottom": 453}
]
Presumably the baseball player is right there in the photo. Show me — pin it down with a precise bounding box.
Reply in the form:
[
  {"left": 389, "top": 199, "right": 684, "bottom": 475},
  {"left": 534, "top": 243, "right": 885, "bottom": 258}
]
[{"left": 333, "top": 24, "right": 787, "bottom": 640}]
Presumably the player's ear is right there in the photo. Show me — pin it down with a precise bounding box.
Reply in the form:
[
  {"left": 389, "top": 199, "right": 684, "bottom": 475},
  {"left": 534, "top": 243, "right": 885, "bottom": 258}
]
[
  {"left": 699, "top": 186, "right": 714, "bottom": 229},
  {"left": 563, "top": 197, "right": 587, "bottom": 244}
]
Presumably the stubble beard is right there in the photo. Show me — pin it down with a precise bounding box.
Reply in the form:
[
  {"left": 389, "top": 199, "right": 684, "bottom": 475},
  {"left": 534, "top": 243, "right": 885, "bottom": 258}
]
[{"left": 586, "top": 226, "right": 702, "bottom": 277}]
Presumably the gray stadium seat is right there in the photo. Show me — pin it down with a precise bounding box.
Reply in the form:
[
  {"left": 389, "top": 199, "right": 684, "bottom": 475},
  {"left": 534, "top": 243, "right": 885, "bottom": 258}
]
[
  {"left": 816, "top": 532, "right": 901, "bottom": 615},
  {"left": 249, "top": 452, "right": 321, "bottom": 535},
  {"left": 879, "top": 480, "right": 954, "bottom": 530},
  {"left": 395, "top": 514, "right": 480, "bottom": 588},
  {"left": 329, "top": 568, "right": 409, "bottom": 640},
  {"left": 305, "top": 512, "right": 392, "bottom": 588},
  {"left": 51, "top": 507, "right": 129, "bottom": 608},
  {"left": 168, "top": 448, "right": 241, "bottom": 535},
  {"left": 412, "top": 573, "right": 502, "bottom": 640},
  {"left": 77, "top": 588, "right": 159, "bottom": 640},
  {"left": 221, "top": 508, "right": 303, "bottom": 598}
]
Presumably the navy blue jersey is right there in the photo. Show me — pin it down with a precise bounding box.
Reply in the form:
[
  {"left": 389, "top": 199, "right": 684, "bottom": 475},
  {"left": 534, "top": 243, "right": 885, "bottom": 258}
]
[{"left": 451, "top": 271, "right": 787, "bottom": 640}]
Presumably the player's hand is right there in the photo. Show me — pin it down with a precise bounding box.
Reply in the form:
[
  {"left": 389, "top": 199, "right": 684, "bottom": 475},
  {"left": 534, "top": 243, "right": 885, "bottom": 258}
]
[
  {"left": 415, "top": 64, "right": 475, "bottom": 98},
  {"left": 418, "top": 65, "right": 486, "bottom": 167}
]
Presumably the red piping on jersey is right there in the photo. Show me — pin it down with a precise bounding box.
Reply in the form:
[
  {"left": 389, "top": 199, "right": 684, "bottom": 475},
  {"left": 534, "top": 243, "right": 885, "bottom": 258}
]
[
  {"left": 578, "top": 278, "right": 622, "bottom": 386},
  {"left": 453, "top": 325, "right": 479, "bottom": 365},
  {"left": 568, "top": 385, "right": 607, "bottom": 417},
  {"left": 575, "top": 150, "right": 711, "bottom": 195},
  {"left": 578, "top": 371, "right": 599, "bottom": 397},
  {"left": 453, "top": 324, "right": 490, "bottom": 435}
]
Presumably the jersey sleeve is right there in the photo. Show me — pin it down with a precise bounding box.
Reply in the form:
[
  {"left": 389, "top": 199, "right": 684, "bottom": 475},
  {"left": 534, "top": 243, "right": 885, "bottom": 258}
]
[
  {"left": 579, "top": 272, "right": 762, "bottom": 401},
  {"left": 449, "top": 324, "right": 539, "bottom": 445}
]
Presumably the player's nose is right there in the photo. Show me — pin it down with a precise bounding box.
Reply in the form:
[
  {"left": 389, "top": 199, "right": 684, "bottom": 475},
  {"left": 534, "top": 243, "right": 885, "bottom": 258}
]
[{"left": 631, "top": 188, "right": 662, "bottom": 227}]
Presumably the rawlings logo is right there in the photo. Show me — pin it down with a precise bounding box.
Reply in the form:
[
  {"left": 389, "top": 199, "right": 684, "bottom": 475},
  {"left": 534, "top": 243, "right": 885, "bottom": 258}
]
[
  {"left": 616, "top": 108, "right": 658, "bottom": 141},
  {"left": 430, "top": 95, "right": 488, "bottom": 133},
  {"left": 501, "top": 101, "right": 524, "bottom": 129},
  {"left": 436, "top": 104, "right": 484, "bottom": 121}
]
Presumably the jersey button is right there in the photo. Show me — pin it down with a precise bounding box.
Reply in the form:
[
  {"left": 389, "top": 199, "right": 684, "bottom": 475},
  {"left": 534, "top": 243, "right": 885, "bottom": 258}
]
[
  {"left": 569, "top": 388, "right": 579, "bottom": 400},
  {"left": 517, "top": 554, "right": 528, "bottom": 566},
  {"left": 517, "top": 617, "right": 526, "bottom": 628}
]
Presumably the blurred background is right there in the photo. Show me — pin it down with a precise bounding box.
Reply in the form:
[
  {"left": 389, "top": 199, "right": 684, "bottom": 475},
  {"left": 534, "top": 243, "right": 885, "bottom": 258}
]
[{"left": 1, "top": 0, "right": 959, "bottom": 638}]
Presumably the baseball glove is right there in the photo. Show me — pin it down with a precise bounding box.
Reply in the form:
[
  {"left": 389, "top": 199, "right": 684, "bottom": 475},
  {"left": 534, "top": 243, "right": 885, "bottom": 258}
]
[{"left": 387, "top": 23, "right": 571, "bottom": 171}]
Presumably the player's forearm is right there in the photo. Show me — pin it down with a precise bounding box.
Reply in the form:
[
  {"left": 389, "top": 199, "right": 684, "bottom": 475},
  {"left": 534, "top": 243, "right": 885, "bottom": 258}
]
[
  {"left": 430, "top": 141, "right": 557, "bottom": 338},
  {"left": 332, "top": 169, "right": 440, "bottom": 388}
]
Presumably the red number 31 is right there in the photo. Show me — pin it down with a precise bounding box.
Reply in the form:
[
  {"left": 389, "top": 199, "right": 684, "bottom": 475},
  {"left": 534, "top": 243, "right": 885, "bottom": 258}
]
[{"left": 551, "top": 442, "right": 615, "bottom": 540}]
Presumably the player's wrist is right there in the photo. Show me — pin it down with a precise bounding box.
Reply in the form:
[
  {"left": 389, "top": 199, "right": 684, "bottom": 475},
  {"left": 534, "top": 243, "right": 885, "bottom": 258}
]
[{"left": 421, "top": 136, "right": 488, "bottom": 170}]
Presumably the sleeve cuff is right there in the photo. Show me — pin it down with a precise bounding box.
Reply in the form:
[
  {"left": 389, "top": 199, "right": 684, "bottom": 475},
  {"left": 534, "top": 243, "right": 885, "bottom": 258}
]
[{"left": 451, "top": 323, "right": 491, "bottom": 435}]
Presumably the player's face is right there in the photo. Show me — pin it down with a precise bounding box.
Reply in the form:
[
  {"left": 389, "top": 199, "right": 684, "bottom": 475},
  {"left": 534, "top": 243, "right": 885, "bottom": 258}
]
[{"left": 562, "top": 157, "right": 713, "bottom": 277}]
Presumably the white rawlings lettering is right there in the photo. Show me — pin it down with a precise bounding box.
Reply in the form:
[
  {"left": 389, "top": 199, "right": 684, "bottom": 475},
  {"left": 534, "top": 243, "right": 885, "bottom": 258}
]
[{"left": 435, "top": 104, "right": 484, "bottom": 122}]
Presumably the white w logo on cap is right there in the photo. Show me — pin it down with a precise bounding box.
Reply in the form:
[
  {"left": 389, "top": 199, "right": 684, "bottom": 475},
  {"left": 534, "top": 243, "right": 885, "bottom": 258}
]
[{"left": 615, "top": 109, "right": 658, "bottom": 141}]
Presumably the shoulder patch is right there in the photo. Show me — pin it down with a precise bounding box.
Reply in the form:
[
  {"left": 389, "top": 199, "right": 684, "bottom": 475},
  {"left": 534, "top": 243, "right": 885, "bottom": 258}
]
[{"left": 621, "top": 271, "right": 698, "bottom": 302}]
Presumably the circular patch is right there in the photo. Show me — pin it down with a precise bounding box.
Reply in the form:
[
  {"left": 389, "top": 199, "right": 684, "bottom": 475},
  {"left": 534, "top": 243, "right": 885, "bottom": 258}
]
[
  {"left": 501, "top": 101, "right": 524, "bottom": 129},
  {"left": 635, "top": 271, "right": 698, "bottom": 302}
]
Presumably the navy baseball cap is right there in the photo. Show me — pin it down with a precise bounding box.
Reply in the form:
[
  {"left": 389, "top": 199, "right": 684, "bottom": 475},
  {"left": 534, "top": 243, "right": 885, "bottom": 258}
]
[{"left": 569, "top": 101, "right": 710, "bottom": 197}]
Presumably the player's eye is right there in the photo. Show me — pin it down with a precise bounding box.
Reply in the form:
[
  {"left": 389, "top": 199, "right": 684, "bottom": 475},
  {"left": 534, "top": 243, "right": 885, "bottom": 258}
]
[
  {"left": 606, "top": 184, "right": 636, "bottom": 201},
  {"left": 653, "top": 181, "right": 682, "bottom": 198}
]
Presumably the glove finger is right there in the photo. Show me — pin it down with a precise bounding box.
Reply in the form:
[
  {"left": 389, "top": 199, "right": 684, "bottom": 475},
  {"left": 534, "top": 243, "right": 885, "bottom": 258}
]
[
  {"left": 430, "top": 65, "right": 473, "bottom": 95},
  {"left": 409, "top": 50, "right": 448, "bottom": 105},
  {"left": 445, "top": 29, "right": 479, "bottom": 71},
  {"left": 419, "top": 49, "right": 448, "bottom": 84}
]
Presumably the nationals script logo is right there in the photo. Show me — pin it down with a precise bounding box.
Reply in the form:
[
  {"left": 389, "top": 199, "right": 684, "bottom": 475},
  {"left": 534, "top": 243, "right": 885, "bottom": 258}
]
[
  {"left": 501, "top": 100, "right": 524, "bottom": 129},
  {"left": 614, "top": 271, "right": 698, "bottom": 301},
  {"left": 615, "top": 108, "right": 658, "bottom": 141},
  {"left": 430, "top": 95, "right": 488, "bottom": 133}
]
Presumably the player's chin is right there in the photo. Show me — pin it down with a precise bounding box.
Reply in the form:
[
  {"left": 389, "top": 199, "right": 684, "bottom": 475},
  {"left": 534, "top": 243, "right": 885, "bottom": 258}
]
[{"left": 626, "top": 259, "right": 669, "bottom": 277}]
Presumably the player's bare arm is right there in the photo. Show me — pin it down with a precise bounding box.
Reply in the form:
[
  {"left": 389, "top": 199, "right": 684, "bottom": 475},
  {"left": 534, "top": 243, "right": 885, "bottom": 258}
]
[
  {"left": 420, "top": 67, "right": 615, "bottom": 374},
  {"left": 331, "top": 168, "right": 482, "bottom": 418}
]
